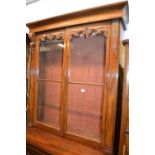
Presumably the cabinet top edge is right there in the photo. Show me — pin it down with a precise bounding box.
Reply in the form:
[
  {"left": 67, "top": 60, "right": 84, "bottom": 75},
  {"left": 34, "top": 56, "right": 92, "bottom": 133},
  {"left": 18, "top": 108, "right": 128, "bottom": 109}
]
[{"left": 27, "top": 1, "right": 128, "bottom": 33}]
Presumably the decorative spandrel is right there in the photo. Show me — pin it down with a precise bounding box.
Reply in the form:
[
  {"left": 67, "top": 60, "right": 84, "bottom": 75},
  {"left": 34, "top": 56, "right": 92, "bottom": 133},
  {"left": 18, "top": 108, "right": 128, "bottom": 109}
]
[{"left": 70, "top": 27, "right": 107, "bottom": 40}]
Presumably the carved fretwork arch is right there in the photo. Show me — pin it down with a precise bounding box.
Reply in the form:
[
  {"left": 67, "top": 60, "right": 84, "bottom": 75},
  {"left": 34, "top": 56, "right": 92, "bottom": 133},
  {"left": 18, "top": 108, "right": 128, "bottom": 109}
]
[{"left": 70, "top": 27, "right": 107, "bottom": 40}]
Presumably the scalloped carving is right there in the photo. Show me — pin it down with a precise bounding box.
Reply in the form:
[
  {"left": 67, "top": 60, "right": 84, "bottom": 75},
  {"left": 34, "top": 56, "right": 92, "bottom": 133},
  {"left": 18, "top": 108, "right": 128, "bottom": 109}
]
[
  {"left": 38, "top": 33, "right": 64, "bottom": 42},
  {"left": 70, "top": 27, "right": 107, "bottom": 40}
]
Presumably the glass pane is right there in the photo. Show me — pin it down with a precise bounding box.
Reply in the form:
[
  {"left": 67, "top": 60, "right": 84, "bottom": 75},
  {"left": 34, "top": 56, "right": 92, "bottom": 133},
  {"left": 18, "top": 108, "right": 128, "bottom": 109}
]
[
  {"left": 39, "top": 40, "right": 64, "bottom": 80},
  {"left": 37, "top": 81, "right": 61, "bottom": 129},
  {"left": 69, "top": 35, "right": 105, "bottom": 84},
  {"left": 67, "top": 84, "right": 103, "bottom": 142}
]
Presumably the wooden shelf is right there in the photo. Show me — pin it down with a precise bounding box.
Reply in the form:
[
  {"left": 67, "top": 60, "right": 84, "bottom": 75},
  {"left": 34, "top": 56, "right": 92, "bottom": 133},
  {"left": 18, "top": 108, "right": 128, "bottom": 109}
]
[
  {"left": 69, "top": 81, "right": 104, "bottom": 86},
  {"left": 39, "top": 103, "right": 100, "bottom": 118}
]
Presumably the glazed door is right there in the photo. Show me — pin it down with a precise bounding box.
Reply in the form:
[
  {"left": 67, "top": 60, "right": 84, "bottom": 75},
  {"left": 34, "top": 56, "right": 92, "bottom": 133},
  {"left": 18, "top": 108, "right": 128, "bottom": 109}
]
[
  {"left": 65, "top": 25, "right": 107, "bottom": 144},
  {"left": 36, "top": 31, "right": 65, "bottom": 133},
  {"left": 35, "top": 24, "right": 108, "bottom": 142}
]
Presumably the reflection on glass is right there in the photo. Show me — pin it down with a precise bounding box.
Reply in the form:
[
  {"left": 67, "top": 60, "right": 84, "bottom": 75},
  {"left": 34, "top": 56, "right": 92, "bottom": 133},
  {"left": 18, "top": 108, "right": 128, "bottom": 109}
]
[
  {"left": 37, "top": 81, "right": 61, "bottom": 128},
  {"left": 39, "top": 40, "right": 64, "bottom": 80},
  {"left": 69, "top": 35, "right": 105, "bottom": 84},
  {"left": 67, "top": 34, "right": 105, "bottom": 142},
  {"left": 67, "top": 84, "right": 103, "bottom": 142},
  {"left": 37, "top": 39, "right": 64, "bottom": 129}
]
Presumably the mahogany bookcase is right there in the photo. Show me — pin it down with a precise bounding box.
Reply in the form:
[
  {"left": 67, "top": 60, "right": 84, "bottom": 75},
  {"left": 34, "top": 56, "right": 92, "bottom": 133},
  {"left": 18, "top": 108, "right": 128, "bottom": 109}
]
[{"left": 26, "top": 1, "right": 129, "bottom": 155}]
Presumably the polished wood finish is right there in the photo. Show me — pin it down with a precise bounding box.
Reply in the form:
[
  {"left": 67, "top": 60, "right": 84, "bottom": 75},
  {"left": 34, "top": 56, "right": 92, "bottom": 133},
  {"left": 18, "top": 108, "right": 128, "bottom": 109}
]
[
  {"left": 27, "top": 33, "right": 37, "bottom": 127},
  {"left": 104, "top": 20, "right": 120, "bottom": 149},
  {"left": 118, "top": 39, "right": 129, "bottom": 155},
  {"left": 27, "top": 2, "right": 129, "bottom": 155},
  {"left": 27, "top": 1, "right": 128, "bottom": 33},
  {"left": 27, "top": 127, "right": 107, "bottom": 155}
]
